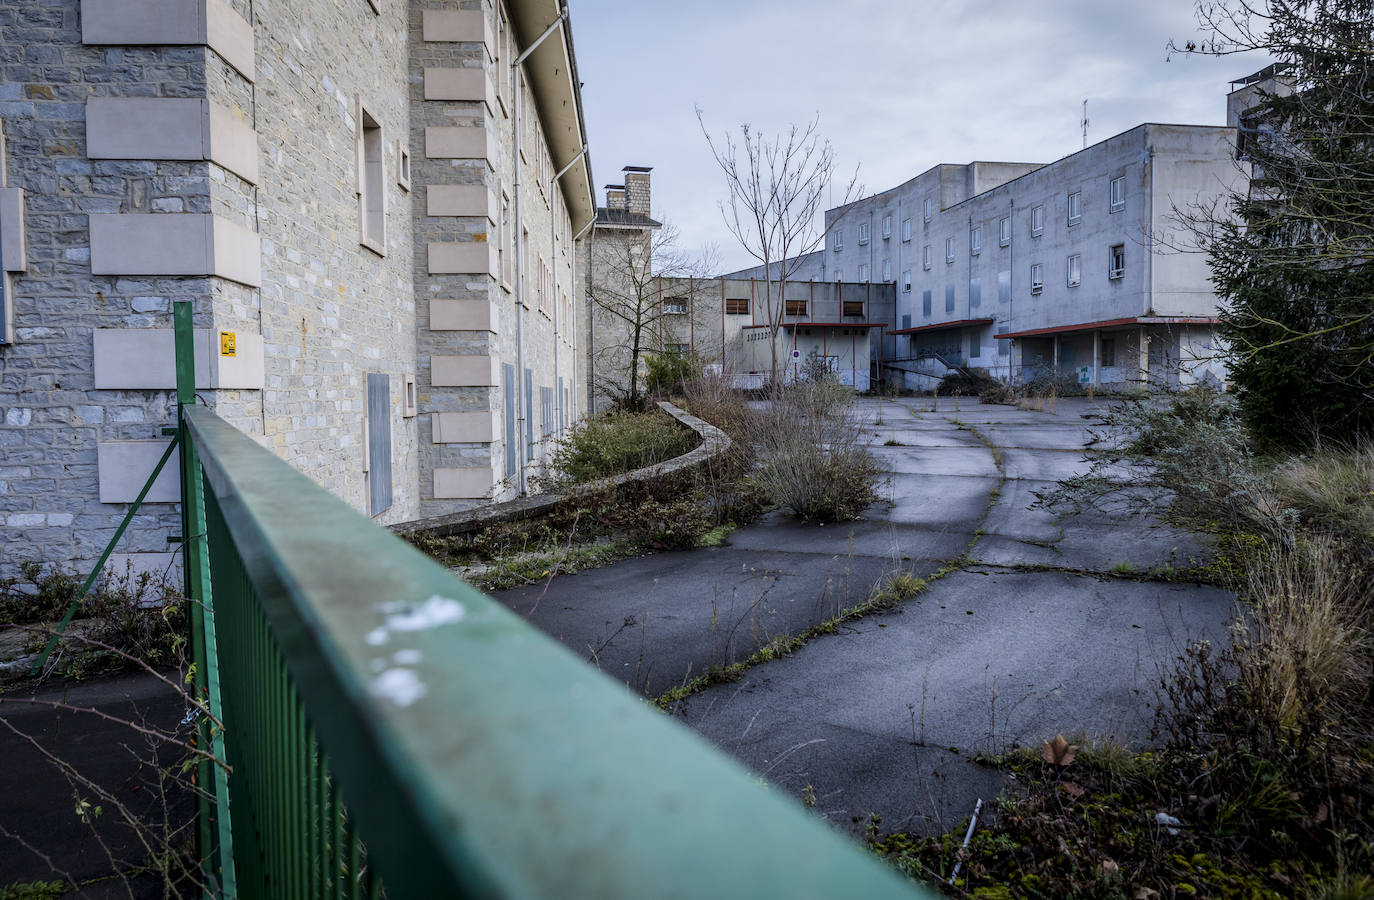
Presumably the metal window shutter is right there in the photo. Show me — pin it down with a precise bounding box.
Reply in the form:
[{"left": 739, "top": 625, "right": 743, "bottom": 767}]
[
  {"left": 557, "top": 376, "right": 564, "bottom": 433},
  {"left": 504, "top": 363, "right": 517, "bottom": 477},
  {"left": 367, "top": 373, "right": 392, "bottom": 516},
  {"left": 524, "top": 367, "right": 533, "bottom": 459}
]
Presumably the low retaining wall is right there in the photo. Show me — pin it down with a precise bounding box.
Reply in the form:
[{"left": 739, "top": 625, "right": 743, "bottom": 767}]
[{"left": 391, "top": 401, "right": 732, "bottom": 542}]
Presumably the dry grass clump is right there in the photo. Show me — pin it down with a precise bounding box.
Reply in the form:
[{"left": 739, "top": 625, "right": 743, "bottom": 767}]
[{"left": 1272, "top": 442, "right": 1374, "bottom": 544}]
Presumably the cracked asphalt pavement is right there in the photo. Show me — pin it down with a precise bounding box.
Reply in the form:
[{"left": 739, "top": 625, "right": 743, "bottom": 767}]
[{"left": 495, "top": 396, "right": 1233, "bottom": 836}]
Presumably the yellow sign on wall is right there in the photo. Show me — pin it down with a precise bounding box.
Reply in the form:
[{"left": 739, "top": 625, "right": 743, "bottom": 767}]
[{"left": 220, "top": 331, "right": 236, "bottom": 357}]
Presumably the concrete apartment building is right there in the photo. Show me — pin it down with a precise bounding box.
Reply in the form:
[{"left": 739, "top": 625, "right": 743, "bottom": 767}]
[
  {"left": 0, "top": 0, "right": 594, "bottom": 576},
  {"left": 828, "top": 124, "right": 1244, "bottom": 389}
]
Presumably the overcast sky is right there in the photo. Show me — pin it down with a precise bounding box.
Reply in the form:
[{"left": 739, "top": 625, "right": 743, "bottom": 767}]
[{"left": 567, "top": 0, "right": 1266, "bottom": 273}]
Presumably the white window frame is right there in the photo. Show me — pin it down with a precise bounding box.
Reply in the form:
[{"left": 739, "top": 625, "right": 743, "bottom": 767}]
[
  {"left": 858, "top": 222, "right": 870, "bottom": 245},
  {"left": 356, "top": 99, "right": 386, "bottom": 256},
  {"left": 902, "top": 269, "right": 912, "bottom": 292},
  {"left": 999, "top": 216, "right": 1011, "bottom": 247},
  {"left": 945, "top": 237, "right": 955, "bottom": 264},
  {"left": 1030, "top": 205, "right": 1045, "bottom": 237},
  {"left": 858, "top": 263, "right": 869, "bottom": 281},
  {"left": 902, "top": 218, "right": 912, "bottom": 242},
  {"left": 396, "top": 139, "right": 411, "bottom": 192},
  {"left": 1067, "top": 253, "right": 1082, "bottom": 287},
  {"left": 834, "top": 229, "right": 843, "bottom": 251},
  {"left": 1029, "top": 263, "right": 1044, "bottom": 294},
  {"left": 1108, "top": 244, "right": 1125, "bottom": 279},
  {"left": 923, "top": 198, "right": 932, "bottom": 222},
  {"left": 1067, "top": 191, "right": 1081, "bottom": 225},
  {"left": 1110, "top": 176, "right": 1126, "bottom": 213},
  {"left": 882, "top": 214, "right": 892, "bottom": 239},
  {"left": 970, "top": 225, "right": 982, "bottom": 255},
  {"left": 922, "top": 245, "right": 932, "bottom": 270},
  {"left": 882, "top": 259, "right": 892, "bottom": 281}
]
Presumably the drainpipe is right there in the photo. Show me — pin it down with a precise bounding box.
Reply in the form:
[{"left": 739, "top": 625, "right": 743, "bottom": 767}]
[
  {"left": 572, "top": 214, "right": 594, "bottom": 422},
  {"left": 550, "top": 144, "right": 587, "bottom": 439},
  {"left": 512, "top": 8, "right": 568, "bottom": 496}
]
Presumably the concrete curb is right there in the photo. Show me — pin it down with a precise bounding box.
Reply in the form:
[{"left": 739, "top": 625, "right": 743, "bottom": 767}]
[{"left": 391, "top": 401, "right": 732, "bottom": 541}]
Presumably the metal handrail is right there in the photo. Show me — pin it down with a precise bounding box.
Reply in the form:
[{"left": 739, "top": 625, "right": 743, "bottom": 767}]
[{"left": 187, "top": 401, "right": 929, "bottom": 898}]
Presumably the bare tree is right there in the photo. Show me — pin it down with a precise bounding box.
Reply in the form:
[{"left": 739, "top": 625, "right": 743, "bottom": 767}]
[
  {"left": 589, "top": 222, "right": 716, "bottom": 409},
  {"left": 697, "top": 110, "right": 860, "bottom": 388}
]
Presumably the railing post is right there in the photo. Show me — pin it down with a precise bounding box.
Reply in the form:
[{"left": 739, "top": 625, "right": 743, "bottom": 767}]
[{"left": 174, "top": 301, "right": 236, "bottom": 897}]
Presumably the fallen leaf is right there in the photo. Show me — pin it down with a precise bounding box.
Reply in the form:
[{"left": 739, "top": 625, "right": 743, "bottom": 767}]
[
  {"left": 1061, "top": 781, "right": 1086, "bottom": 798},
  {"left": 1042, "top": 734, "right": 1079, "bottom": 766},
  {"left": 1101, "top": 859, "right": 1120, "bottom": 875},
  {"left": 1135, "top": 888, "right": 1159, "bottom": 899}
]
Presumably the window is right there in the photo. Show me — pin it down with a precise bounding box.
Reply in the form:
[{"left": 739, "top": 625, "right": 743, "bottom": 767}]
[
  {"left": 835, "top": 270, "right": 842, "bottom": 281},
  {"left": 945, "top": 284, "right": 955, "bottom": 312},
  {"left": 785, "top": 299, "right": 808, "bottom": 316},
  {"left": 882, "top": 259, "right": 892, "bottom": 281},
  {"left": 843, "top": 300, "right": 864, "bottom": 317},
  {"left": 1030, "top": 263, "right": 1044, "bottom": 294},
  {"left": 858, "top": 263, "right": 869, "bottom": 281},
  {"left": 497, "top": 14, "right": 511, "bottom": 116},
  {"left": 970, "top": 225, "right": 982, "bottom": 255},
  {"left": 1110, "top": 176, "right": 1126, "bottom": 212},
  {"left": 833, "top": 229, "right": 843, "bottom": 251},
  {"left": 902, "top": 269, "right": 912, "bottom": 292},
  {"left": 902, "top": 218, "right": 912, "bottom": 241},
  {"left": 923, "top": 198, "right": 932, "bottom": 222},
  {"left": 357, "top": 103, "right": 385, "bottom": 254},
  {"left": 922, "top": 245, "right": 932, "bottom": 270},
  {"left": 725, "top": 297, "right": 749, "bottom": 315},
  {"left": 1067, "top": 191, "right": 1081, "bottom": 225},
  {"left": 882, "top": 215, "right": 892, "bottom": 239},
  {"left": 1101, "top": 337, "right": 1116, "bottom": 367},
  {"left": 665, "top": 343, "right": 689, "bottom": 355},
  {"left": 1109, "top": 244, "right": 1125, "bottom": 279},
  {"left": 999, "top": 216, "right": 1011, "bottom": 246},
  {"left": 541, "top": 385, "right": 554, "bottom": 438},
  {"left": 858, "top": 222, "right": 870, "bottom": 245},
  {"left": 1066, "top": 254, "right": 1081, "bottom": 286},
  {"left": 1030, "top": 205, "right": 1044, "bottom": 236},
  {"left": 945, "top": 237, "right": 955, "bottom": 263},
  {"left": 664, "top": 300, "right": 688, "bottom": 314},
  {"left": 402, "top": 374, "right": 417, "bottom": 417},
  {"left": 922, "top": 289, "right": 932, "bottom": 317},
  {"left": 499, "top": 191, "right": 512, "bottom": 288},
  {"left": 396, "top": 140, "right": 411, "bottom": 191}
]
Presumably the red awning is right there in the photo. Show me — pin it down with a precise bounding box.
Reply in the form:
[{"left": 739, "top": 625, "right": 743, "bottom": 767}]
[
  {"left": 739, "top": 322, "right": 887, "bottom": 330},
  {"left": 993, "top": 316, "right": 1220, "bottom": 339},
  {"left": 888, "top": 317, "right": 995, "bottom": 336}
]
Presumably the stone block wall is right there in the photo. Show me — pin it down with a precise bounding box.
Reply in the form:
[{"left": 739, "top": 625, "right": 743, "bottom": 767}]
[{"left": 0, "top": 0, "right": 216, "bottom": 577}]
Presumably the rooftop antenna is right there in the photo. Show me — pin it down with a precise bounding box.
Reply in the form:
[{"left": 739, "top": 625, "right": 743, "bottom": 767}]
[{"left": 1081, "top": 99, "right": 1089, "bottom": 149}]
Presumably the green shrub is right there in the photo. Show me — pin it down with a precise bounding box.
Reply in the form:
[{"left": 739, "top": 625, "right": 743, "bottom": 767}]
[
  {"left": 550, "top": 409, "right": 699, "bottom": 485},
  {"left": 644, "top": 348, "right": 703, "bottom": 397}
]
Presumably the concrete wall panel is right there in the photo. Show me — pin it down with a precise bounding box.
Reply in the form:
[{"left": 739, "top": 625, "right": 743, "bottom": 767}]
[
  {"left": 97, "top": 440, "right": 182, "bottom": 504},
  {"left": 431, "top": 354, "right": 500, "bottom": 387}
]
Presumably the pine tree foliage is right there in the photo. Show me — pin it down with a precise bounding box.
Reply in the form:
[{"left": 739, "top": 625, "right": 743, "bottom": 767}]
[{"left": 1187, "top": 1, "right": 1374, "bottom": 446}]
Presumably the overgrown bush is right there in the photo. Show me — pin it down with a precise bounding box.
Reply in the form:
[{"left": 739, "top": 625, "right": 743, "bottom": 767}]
[
  {"left": 936, "top": 366, "right": 997, "bottom": 396},
  {"left": 746, "top": 374, "right": 881, "bottom": 521},
  {"left": 549, "top": 408, "right": 699, "bottom": 485},
  {"left": 644, "top": 348, "right": 704, "bottom": 398},
  {"left": 2, "top": 562, "right": 185, "bottom": 677}
]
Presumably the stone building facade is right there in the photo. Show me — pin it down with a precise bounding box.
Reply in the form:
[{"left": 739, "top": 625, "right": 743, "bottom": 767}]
[{"left": 0, "top": 0, "right": 594, "bottom": 577}]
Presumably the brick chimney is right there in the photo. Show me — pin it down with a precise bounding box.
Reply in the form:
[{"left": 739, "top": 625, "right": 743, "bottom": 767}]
[
  {"left": 604, "top": 183, "right": 626, "bottom": 210},
  {"left": 623, "top": 166, "right": 652, "bottom": 216}
]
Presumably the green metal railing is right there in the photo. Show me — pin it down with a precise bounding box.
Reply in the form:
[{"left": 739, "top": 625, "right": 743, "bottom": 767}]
[{"left": 175, "top": 301, "right": 931, "bottom": 898}]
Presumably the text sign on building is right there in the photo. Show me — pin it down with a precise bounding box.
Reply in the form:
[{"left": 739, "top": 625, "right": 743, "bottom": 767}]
[{"left": 220, "top": 331, "right": 237, "bottom": 357}]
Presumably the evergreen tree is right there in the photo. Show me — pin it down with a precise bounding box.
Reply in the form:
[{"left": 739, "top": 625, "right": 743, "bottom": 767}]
[{"left": 1188, "top": 1, "right": 1374, "bottom": 447}]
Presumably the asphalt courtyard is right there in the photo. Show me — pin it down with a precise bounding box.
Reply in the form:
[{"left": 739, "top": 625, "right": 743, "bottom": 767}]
[{"left": 497, "top": 395, "right": 1234, "bottom": 835}]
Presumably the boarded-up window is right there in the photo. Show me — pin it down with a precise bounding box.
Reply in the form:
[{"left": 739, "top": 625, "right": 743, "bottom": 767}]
[
  {"left": 541, "top": 386, "right": 554, "bottom": 437},
  {"left": 945, "top": 285, "right": 956, "bottom": 313},
  {"left": 504, "top": 363, "right": 517, "bottom": 477},
  {"left": 922, "top": 290, "right": 932, "bottom": 318},
  {"left": 557, "top": 376, "right": 565, "bottom": 433},
  {"left": 785, "top": 300, "right": 807, "bottom": 316},
  {"left": 367, "top": 373, "right": 392, "bottom": 516},
  {"left": 842, "top": 300, "right": 864, "bottom": 317},
  {"left": 725, "top": 297, "right": 749, "bottom": 315},
  {"left": 524, "top": 368, "right": 534, "bottom": 460}
]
